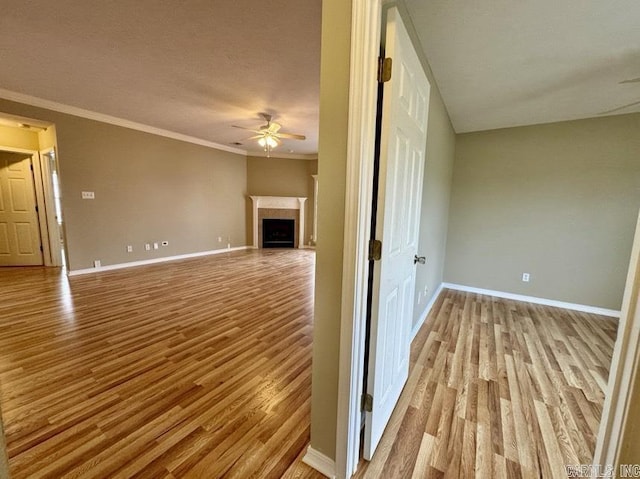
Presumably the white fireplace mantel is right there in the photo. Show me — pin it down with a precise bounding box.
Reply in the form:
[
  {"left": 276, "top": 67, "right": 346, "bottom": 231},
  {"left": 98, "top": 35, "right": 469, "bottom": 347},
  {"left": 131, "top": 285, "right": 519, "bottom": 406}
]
[{"left": 250, "top": 196, "right": 307, "bottom": 248}]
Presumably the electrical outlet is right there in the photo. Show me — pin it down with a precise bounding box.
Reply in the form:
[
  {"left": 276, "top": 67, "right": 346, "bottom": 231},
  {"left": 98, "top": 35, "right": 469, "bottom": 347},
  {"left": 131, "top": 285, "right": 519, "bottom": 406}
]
[
  {"left": 81, "top": 191, "right": 95, "bottom": 199},
  {"left": 522, "top": 273, "right": 530, "bottom": 282},
  {"left": 94, "top": 260, "right": 101, "bottom": 268},
  {"left": 218, "top": 236, "right": 222, "bottom": 243},
  {"left": 126, "top": 245, "right": 133, "bottom": 253},
  {"left": 145, "top": 243, "right": 151, "bottom": 251},
  {"left": 153, "top": 242, "right": 159, "bottom": 250}
]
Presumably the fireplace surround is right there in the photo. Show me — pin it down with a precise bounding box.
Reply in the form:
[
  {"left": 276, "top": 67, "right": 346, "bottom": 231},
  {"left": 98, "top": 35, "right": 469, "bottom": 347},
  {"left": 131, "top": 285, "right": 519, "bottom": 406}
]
[{"left": 249, "top": 196, "right": 307, "bottom": 249}]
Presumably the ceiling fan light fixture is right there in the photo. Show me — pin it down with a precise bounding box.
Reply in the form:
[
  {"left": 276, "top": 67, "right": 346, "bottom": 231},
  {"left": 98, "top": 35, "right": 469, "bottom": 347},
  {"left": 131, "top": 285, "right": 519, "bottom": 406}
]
[
  {"left": 258, "top": 133, "right": 278, "bottom": 150},
  {"left": 266, "top": 135, "right": 278, "bottom": 148}
]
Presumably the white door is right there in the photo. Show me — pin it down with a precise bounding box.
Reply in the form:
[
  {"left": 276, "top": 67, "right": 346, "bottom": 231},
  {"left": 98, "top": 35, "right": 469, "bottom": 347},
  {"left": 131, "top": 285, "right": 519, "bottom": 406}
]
[
  {"left": 0, "top": 152, "right": 44, "bottom": 266},
  {"left": 364, "top": 6, "right": 430, "bottom": 459}
]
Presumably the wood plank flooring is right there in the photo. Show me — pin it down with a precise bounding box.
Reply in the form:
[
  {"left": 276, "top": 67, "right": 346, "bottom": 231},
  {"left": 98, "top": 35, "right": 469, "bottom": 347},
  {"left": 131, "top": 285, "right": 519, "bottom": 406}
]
[
  {"left": 0, "top": 254, "right": 619, "bottom": 479},
  {"left": 0, "top": 249, "right": 316, "bottom": 479},
  {"left": 353, "top": 288, "right": 618, "bottom": 479}
]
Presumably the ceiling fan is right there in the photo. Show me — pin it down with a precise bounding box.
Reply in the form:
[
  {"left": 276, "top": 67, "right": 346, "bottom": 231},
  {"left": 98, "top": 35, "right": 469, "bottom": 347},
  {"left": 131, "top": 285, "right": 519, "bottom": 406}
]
[{"left": 233, "top": 113, "right": 306, "bottom": 156}]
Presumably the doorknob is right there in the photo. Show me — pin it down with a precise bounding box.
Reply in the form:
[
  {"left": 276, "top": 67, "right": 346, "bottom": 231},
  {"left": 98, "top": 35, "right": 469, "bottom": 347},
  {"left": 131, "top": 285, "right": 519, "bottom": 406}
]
[{"left": 414, "top": 255, "right": 426, "bottom": 265}]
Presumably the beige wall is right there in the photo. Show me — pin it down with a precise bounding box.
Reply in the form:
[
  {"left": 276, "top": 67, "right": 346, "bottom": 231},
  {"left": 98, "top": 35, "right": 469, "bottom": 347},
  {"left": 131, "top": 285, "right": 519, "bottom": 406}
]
[
  {"left": 0, "top": 124, "right": 40, "bottom": 151},
  {"left": 310, "top": 0, "right": 352, "bottom": 458},
  {"left": 0, "top": 99, "right": 248, "bottom": 271},
  {"left": 246, "top": 156, "right": 318, "bottom": 246},
  {"left": 445, "top": 113, "right": 640, "bottom": 310},
  {"left": 38, "top": 125, "right": 57, "bottom": 151}
]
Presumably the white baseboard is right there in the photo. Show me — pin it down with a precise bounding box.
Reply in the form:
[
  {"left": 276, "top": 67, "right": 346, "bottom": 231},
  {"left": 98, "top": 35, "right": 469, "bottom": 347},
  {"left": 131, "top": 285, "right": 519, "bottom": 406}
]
[
  {"left": 442, "top": 283, "right": 621, "bottom": 318},
  {"left": 411, "top": 282, "right": 444, "bottom": 340},
  {"left": 302, "top": 446, "right": 336, "bottom": 479},
  {"left": 67, "top": 246, "right": 250, "bottom": 276}
]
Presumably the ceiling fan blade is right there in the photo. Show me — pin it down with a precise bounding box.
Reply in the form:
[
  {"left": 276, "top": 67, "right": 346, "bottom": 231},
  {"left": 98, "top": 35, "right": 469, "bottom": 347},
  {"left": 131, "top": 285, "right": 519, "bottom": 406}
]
[
  {"left": 598, "top": 100, "right": 640, "bottom": 115},
  {"left": 247, "top": 135, "right": 265, "bottom": 140},
  {"left": 276, "top": 132, "right": 306, "bottom": 140},
  {"left": 268, "top": 122, "right": 282, "bottom": 133},
  {"left": 620, "top": 77, "right": 640, "bottom": 84},
  {"left": 232, "top": 125, "right": 263, "bottom": 133}
]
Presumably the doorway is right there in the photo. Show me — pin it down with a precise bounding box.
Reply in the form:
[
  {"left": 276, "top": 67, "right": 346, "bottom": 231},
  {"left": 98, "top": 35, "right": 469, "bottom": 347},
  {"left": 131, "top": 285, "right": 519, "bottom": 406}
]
[
  {"left": 0, "top": 150, "right": 44, "bottom": 266},
  {"left": 0, "top": 117, "right": 66, "bottom": 269}
]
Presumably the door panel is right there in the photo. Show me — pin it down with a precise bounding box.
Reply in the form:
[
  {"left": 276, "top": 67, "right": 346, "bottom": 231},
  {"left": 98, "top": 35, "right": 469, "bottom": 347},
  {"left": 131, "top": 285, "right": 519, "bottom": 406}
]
[
  {"left": 0, "top": 152, "right": 43, "bottom": 266},
  {"left": 364, "top": 6, "right": 430, "bottom": 459}
]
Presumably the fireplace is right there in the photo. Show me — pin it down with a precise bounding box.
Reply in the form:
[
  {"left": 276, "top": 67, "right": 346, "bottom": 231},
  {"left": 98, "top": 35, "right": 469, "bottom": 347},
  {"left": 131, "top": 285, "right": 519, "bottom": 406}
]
[
  {"left": 249, "top": 196, "right": 307, "bottom": 249},
  {"left": 262, "top": 219, "right": 295, "bottom": 248}
]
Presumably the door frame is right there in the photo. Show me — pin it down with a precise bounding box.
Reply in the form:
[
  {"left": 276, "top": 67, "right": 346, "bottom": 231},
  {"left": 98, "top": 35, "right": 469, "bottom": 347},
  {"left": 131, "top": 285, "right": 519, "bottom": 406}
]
[
  {"left": 38, "top": 147, "right": 65, "bottom": 267},
  {"left": 593, "top": 209, "right": 640, "bottom": 470},
  {"left": 334, "top": 0, "right": 382, "bottom": 477},
  {"left": 0, "top": 145, "right": 62, "bottom": 267},
  {"left": 335, "top": 2, "right": 639, "bottom": 479}
]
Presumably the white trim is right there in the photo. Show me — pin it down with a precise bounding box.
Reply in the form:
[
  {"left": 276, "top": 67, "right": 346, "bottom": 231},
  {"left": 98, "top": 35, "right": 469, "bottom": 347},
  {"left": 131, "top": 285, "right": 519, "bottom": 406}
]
[
  {"left": 335, "top": 1, "right": 382, "bottom": 478},
  {"left": 302, "top": 446, "right": 337, "bottom": 479},
  {"left": 38, "top": 148, "right": 62, "bottom": 267},
  {"left": 30, "top": 151, "right": 53, "bottom": 265},
  {"left": 39, "top": 147, "right": 65, "bottom": 267},
  {"left": 250, "top": 151, "right": 318, "bottom": 160},
  {"left": 442, "top": 282, "right": 620, "bottom": 318},
  {"left": 411, "top": 283, "right": 444, "bottom": 340},
  {"left": 593, "top": 209, "right": 640, "bottom": 471},
  {"left": 311, "top": 174, "right": 318, "bottom": 244},
  {"left": 0, "top": 88, "right": 246, "bottom": 156},
  {"left": 249, "top": 196, "right": 307, "bottom": 249},
  {"left": 67, "top": 246, "right": 249, "bottom": 276}
]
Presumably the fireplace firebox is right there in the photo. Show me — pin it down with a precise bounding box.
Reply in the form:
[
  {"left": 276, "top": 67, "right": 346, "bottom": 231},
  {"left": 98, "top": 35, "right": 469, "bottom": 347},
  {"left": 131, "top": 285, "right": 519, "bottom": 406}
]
[{"left": 262, "top": 219, "right": 295, "bottom": 248}]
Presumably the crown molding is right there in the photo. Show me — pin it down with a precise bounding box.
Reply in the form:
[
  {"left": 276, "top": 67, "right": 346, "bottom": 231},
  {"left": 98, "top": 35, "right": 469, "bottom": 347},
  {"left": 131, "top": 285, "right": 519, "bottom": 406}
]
[
  {"left": 0, "top": 88, "right": 247, "bottom": 156},
  {"left": 248, "top": 151, "right": 318, "bottom": 160}
]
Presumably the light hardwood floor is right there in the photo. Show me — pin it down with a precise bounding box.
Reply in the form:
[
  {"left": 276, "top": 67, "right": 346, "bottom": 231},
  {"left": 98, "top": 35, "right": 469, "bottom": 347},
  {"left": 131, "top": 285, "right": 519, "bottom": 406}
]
[
  {"left": 0, "top": 249, "right": 316, "bottom": 479},
  {"left": 353, "top": 289, "right": 618, "bottom": 479},
  {"left": 0, "top": 253, "right": 618, "bottom": 479}
]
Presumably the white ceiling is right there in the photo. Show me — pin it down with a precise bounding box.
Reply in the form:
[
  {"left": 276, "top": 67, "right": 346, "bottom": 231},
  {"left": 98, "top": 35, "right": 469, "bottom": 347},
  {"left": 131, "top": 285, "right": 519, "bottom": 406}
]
[
  {"left": 404, "top": 0, "right": 640, "bottom": 132},
  {"left": 0, "top": 1, "right": 321, "bottom": 156},
  {"left": 0, "top": 1, "right": 638, "bottom": 154}
]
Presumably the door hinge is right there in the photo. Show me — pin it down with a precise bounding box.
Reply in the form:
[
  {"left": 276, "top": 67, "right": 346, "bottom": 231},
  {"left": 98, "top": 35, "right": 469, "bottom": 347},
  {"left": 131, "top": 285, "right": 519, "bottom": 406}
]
[
  {"left": 378, "top": 57, "right": 392, "bottom": 83},
  {"left": 30, "top": 164, "right": 34, "bottom": 171},
  {"left": 39, "top": 245, "right": 43, "bottom": 252},
  {"left": 362, "top": 393, "right": 373, "bottom": 412},
  {"left": 35, "top": 205, "right": 38, "bottom": 213},
  {"left": 368, "top": 239, "right": 382, "bottom": 261}
]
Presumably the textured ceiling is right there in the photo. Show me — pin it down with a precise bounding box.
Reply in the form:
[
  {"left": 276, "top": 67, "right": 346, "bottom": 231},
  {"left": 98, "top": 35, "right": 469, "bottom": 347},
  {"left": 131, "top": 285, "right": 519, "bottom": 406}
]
[
  {"left": 404, "top": 0, "right": 640, "bottom": 132},
  {"left": 0, "top": 0, "right": 321, "bottom": 156},
  {"left": 1, "top": 1, "right": 638, "bottom": 152}
]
